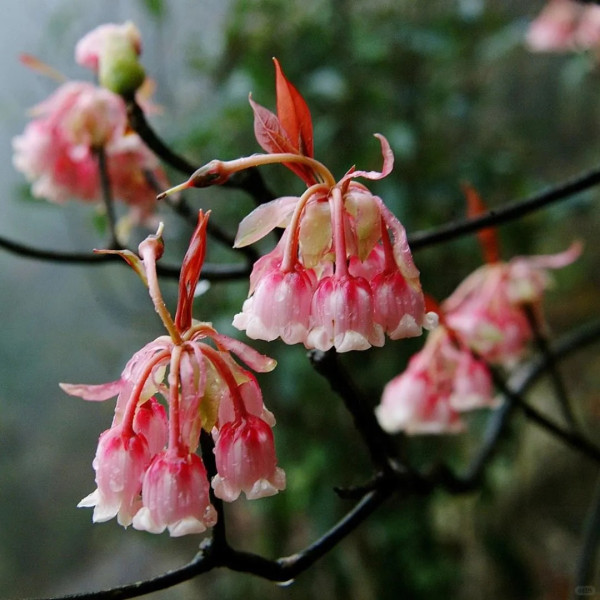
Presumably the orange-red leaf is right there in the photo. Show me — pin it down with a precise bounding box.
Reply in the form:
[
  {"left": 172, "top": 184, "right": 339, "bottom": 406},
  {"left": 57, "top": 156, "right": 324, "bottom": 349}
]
[
  {"left": 462, "top": 182, "right": 500, "bottom": 264},
  {"left": 274, "top": 57, "right": 314, "bottom": 158},
  {"left": 175, "top": 210, "right": 210, "bottom": 332},
  {"left": 250, "top": 94, "right": 316, "bottom": 186}
]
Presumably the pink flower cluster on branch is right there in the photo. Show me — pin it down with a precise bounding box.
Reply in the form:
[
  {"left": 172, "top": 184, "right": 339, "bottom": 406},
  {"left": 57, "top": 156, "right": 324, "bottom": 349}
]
[
  {"left": 376, "top": 186, "right": 582, "bottom": 435},
  {"left": 161, "top": 60, "right": 437, "bottom": 352},
  {"left": 61, "top": 211, "right": 284, "bottom": 536},
  {"left": 12, "top": 24, "right": 165, "bottom": 225}
]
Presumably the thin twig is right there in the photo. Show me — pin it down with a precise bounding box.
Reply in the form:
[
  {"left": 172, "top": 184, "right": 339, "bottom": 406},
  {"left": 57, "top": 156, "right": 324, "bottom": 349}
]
[
  {"left": 523, "top": 304, "right": 580, "bottom": 431},
  {"left": 0, "top": 234, "right": 250, "bottom": 281},
  {"left": 409, "top": 163, "right": 600, "bottom": 250},
  {"left": 574, "top": 472, "right": 600, "bottom": 597},
  {"left": 95, "top": 146, "right": 120, "bottom": 249},
  {"left": 308, "top": 349, "right": 400, "bottom": 472},
  {"left": 489, "top": 365, "right": 600, "bottom": 463},
  {"left": 126, "top": 100, "right": 197, "bottom": 175}
]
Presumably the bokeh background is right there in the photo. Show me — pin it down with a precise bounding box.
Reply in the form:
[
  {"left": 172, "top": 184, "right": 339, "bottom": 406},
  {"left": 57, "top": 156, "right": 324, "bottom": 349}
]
[{"left": 0, "top": 1, "right": 599, "bottom": 598}]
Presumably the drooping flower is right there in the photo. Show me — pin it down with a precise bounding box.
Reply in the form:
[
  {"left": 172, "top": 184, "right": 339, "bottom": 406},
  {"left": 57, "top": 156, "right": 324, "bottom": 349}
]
[
  {"left": 77, "top": 425, "right": 151, "bottom": 527},
  {"left": 133, "top": 450, "right": 217, "bottom": 537},
  {"left": 212, "top": 414, "right": 286, "bottom": 502},
  {"left": 61, "top": 211, "right": 283, "bottom": 536},
  {"left": 441, "top": 184, "right": 582, "bottom": 367},
  {"left": 160, "top": 59, "right": 436, "bottom": 352},
  {"left": 526, "top": 0, "right": 600, "bottom": 53},
  {"left": 375, "top": 326, "right": 494, "bottom": 435},
  {"left": 442, "top": 243, "right": 581, "bottom": 366},
  {"left": 12, "top": 80, "right": 166, "bottom": 223}
]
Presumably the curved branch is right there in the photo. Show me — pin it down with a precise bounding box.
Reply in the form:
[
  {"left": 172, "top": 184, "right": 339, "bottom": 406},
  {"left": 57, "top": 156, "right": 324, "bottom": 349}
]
[
  {"left": 409, "top": 163, "right": 600, "bottom": 250},
  {"left": 0, "top": 234, "right": 251, "bottom": 281},
  {"left": 127, "top": 100, "right": 276, "bottom": 206}
]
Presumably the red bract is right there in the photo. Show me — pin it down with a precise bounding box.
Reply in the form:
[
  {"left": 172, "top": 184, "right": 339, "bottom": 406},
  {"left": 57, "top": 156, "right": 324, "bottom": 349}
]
[{"left": 61, "top": 212, "right": 283, "bottom": 536}]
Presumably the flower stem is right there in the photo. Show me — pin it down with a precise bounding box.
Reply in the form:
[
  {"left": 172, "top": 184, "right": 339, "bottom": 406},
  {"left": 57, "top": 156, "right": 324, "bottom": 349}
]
[
  {"left": 331, "top": 186, "right": 348, "bottom": 277},
  {"left": 139, "top": 235, "right": 183, "bottom": 345},
  {"left": 222, "top": 153, "right": 337, "bottom": 188},
  {"left": 199, "top": 344, "right": 246, "bottom": 420},
  {"left": 281, "top": 183, "right": 329, "bottom": 272},
  {"left": 167, "top": 345, "right": 183, "bottom": 452}
]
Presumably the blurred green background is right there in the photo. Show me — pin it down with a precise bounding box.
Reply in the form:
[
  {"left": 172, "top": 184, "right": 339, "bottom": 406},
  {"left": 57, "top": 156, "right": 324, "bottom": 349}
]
[{"left": 0, "top": 1, "right": 599, "bottom": 598}]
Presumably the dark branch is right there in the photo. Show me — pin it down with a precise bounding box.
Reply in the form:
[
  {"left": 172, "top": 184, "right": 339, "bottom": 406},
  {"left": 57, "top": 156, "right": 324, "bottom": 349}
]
[
  {"left": 523, "top": 304, "right": 579, "bottom": 431},
  {"left": 95, "top": 146, "right": 120, "bottom": 249},
  {"left": 409, "top": 163, "right": 600, "bottom": 250},
  {"left": 126, "top": 100, "right": 197, "bottom": 175},
  {"left": 0, "top": 234, "right": 251, "bottom": 281}
]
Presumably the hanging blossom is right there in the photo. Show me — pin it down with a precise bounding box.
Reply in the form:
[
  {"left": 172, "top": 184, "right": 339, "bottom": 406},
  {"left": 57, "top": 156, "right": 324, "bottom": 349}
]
[
  {"left": 442, "top": 185, "right": 582, "bottom": 367},
  {"left": 60, "top": 211, "right": 285, "bottom": 536},
  {"left": 159, "top": 59, "right": 437, "bottom": 352},
  {"left": 526, "top": 0, "right": 600, "bottom": 53},
  {"left": 376, "top": 185, "right": 581, "bottom": 435},
  {"left": 376, "top": 325, "right": 495, "bottom": 435},
  {"left": 12, "top": 25, "right": 165, "bottom": 224}
]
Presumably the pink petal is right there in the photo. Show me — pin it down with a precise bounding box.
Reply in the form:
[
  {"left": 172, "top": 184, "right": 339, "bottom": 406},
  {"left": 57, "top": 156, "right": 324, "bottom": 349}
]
[
  {"left": 59, "top": 379, "right": 123, "bottom": 401},
  {"left": 210, "top": 332, "right": 277, "bottom": 373},
  {"left": 338, "top": 134, "right": 394, "bottom": 185},
  {"left": 234, "top": 196, "right": 298, "bottom": 248}
]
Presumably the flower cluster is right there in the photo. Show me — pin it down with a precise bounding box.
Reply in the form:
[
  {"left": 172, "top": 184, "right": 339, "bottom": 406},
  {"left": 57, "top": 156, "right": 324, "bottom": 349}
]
[
  {"left": 442, "top": 243, "right": 581, "bottom": 367},
  {"left": 12, "top": 23, "right": 164, "bottom": 224},
  {"left": 375, "top": 186, "right": 581, "bottom": 435},
  {"left": 161, "top": 60, "right": 436, "bottom": 352},
  {"left": 376, "top": 326, "right": 494, "bottom": 435},
  {"left": 526, "top": 0, "right": 600, "bottom": 53},
  {"left": 61, "top": 211, "right": 285, "bottom": 536}
]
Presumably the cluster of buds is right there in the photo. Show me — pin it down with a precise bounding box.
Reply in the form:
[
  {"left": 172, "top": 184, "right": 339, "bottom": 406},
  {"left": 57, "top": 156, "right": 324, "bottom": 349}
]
[
  {"left": 61, "top": 212, "right": 285, "bottom": 536},
  {"left": 12, "top": 23, "right": 164, "bottom": 224},
  {"left": 375, "top": 186, "right": 581, "bottom": 435},
  {"left": 161, "top": 60, "right": 437, "bottom": 353},
  {"left": 526, "top": 0, "right": 600, "bottom": 53}
]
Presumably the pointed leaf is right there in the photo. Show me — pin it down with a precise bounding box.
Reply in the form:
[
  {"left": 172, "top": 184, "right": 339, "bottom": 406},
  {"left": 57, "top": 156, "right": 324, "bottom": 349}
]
[
  {"left": 175, "top": 210, "right": 210, "bottom": 332},
  {"left": 274, "top": 58, "right": 314, "bottom": 157},
  {"left": 250, "top": 95, "right": 317, "bottom": 186},
  {"left": 462, "top": 182, "right": 500, "bottom": 264},
  {"left": 234, "top": 196, "right": 298, "bottom": 247}
]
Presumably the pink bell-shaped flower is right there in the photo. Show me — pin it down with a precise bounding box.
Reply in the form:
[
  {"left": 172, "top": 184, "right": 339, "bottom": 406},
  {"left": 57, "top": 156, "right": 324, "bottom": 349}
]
[
  {"left": 233, "top": 260, "right": 316, "bottom": 345},
  {"left": 306, "top": 274, "right": 384, "bottom": 352},
  {"left": 133, "top": 397, "right": 168, "bottom": 456},
  {"left": 375, "top": 327, "right": 495, "bottom": 435},
  {"left": 78, "top": 425, "right": 151, "bottom": 526},
  {"left": 133, "top": 450, "right": 217, "bottom": 537},
  {"left": 212, "top": 414, "right": 286, "bottom": 502}
]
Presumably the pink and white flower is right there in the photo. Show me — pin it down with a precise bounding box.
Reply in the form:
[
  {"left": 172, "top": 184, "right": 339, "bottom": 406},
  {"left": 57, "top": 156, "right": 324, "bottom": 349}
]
[
  {"left": 442, "top": 243, "right": 582, "bottom": 366},
  {"left": 213, "top": 414, "right": 286, "bottom": 502},
  {"left": 78, "top": 425, "right": 151, "bottom": 527},
  {"left": 160, "top": 60, "right": 435, "bottom": 352},
  {"left": 133, "top": 451, "right": 217, "bottom": 537},
  {"left": 61, "top": 212, "right": 283, "bottom": 536},
  {"left": 375, "top": 326, "right": 494, "bottom": 435},
  {"left": 526, "top": 0, "right": 600, "bottom": 53},
  {"left": 12, "top": 80, "right": 166, "bottom": 222}
]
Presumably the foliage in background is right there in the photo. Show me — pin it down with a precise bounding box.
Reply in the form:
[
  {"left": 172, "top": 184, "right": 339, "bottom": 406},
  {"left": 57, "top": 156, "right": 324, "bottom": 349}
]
[{"left": 0, "top": 1, "right": 598, "bottom": 599}]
